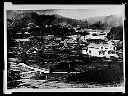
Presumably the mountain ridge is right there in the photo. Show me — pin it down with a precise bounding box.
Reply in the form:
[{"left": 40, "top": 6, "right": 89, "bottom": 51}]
[
  {"left": 7, "top": 11, "right": 123, "bottom": 30},
  {"left": 82, "top": 15, "right": 123, "bottom": 29}
]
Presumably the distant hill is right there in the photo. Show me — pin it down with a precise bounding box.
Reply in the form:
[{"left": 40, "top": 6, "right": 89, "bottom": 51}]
[
  {"left": 7, "top": 11, "right": 88, "bottom": 29},
  {"left": 82, "top": 15, "right": 123, "bottom": 29},
  {"left": 7, "top": 11, "right": 123, "bottom": 31},
  {"left": 53, "top": 14, "right": 88, "bottom": 27},
  {"left": 7, "top": 12, "right": 88, "bottom": 36}
]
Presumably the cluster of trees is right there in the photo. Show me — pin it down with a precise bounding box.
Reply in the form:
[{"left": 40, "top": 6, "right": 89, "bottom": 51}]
[
  {"left": 88, "top": 21, "right": 108, "bottom": 30},
  {"left": 7, "top": 12, "right": 123, "bottom": 38},
  {"left": 7, "top": 11, "right": 123, "bottom": 86},
  {"left": 7, "top": 12, "right": 124, "bottom": 57},
  {"left": 107, "top": 26, "right": 123, "bottom": 41},
  {"left": 7, "top": 12, "right": 78, "bottom": 37},
  {"left": 83, "top": 15, "right": 123, "bottom": 30},
  {"left": 53, "top": 14, "right": 88, "bottom": 28}
]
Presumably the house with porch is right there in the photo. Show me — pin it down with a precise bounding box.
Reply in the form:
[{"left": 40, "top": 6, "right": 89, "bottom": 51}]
[
  {"left": 60, "top": 38, "right": 78, "bottom": 49},
  {"left": 82, "top": 42, "right": 118, "bottom": 58},
  {"left": 85, "top": 32, "right": 107, "bottom": 40}
]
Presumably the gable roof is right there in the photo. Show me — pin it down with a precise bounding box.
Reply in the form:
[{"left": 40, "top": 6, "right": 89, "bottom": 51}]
[
  {"left": 88, "top": 42, "right": 114, "bottom": 49},
  {"left": 88, "top": 43, "right": 102, "bottom": 48},
  {"left": 60, "top": 39, "right": 78, "bottom": 44},
  {"left": 103, "top": 44, "right": 114, "bottom": 48}
]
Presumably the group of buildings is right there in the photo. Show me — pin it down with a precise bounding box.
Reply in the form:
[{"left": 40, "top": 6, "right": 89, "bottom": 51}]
[
  {"left": 60, "top": 29, "right": 119, "bottom": 58},
  {"left": 14, "top": 23, "right": 120, "bottom": 59},
  {"left": 8, "top": 24, "right": 122, "bottom": 76}
]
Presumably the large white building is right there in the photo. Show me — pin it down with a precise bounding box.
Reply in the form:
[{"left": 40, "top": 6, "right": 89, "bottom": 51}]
[
  {"left": 82, "top": 42, "right": 118, "bottom": 58},
  {"left": 79, "top": 29, "right": 108, "bottom": 41},
  {"left": 67, "top": 35, "right": 78, "bottom": 41},
  {"left": 85, "top": 32, "right": 107, "bottom": 40}
]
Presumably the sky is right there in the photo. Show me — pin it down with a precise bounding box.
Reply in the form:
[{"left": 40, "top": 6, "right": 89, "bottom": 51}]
[
  {"left": 55, "top": 8, "right": 123, "bottom": 20},
  {"left": 7, "top": 5, "right": 124, "bottom": 20}
]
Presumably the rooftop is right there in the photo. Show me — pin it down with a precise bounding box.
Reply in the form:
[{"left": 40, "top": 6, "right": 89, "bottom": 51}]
[{"left": 88, "top": 42, "right": 114, "bottom": 49}]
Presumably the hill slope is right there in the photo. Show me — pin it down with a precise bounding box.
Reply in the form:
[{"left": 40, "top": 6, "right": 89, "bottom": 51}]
[
  {"left": 7, "top": 11, "right": 123, "bottom": 31},
  {"left": 7, "top": 11, "right": 88, "bottom": 29},
  {"left": 83, "top": 15, "right": 123, "bottom": 29}
]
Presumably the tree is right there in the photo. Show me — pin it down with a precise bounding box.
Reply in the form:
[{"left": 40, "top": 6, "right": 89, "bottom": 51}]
[{"left": 107, "top": 26, "right": 123, "bottom": 41}]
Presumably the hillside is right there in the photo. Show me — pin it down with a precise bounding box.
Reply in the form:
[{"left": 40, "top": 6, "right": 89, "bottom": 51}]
[
  {"left": 53, "top": 14, "right": 88, "bottom": 27},
  {"left": 107, "top": 26, "right": 123, "bottom": 41},
  {"left": 7, "top": 11, "right": 88, "bottom": 29},
  {"left": 7, "top": 11, "right": 123, "bottom": 32},
  {"left": 83, "top": 15, "right": 123, "bottom": 29}
]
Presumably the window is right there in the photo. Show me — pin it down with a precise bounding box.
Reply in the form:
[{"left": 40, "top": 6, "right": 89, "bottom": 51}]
[
  {"left": 99, "top": 50, "right": 105, "bottom": 55},
  {"left": 103, "top": 51, "right": 105, "bottom": 55},
  {"left": 112, "top": 51, "right": 115, "bottom": 54},
  {"left": 114, "top": 47, "right": 116, "bottom": 50},
  {"left": 99, "top": 51, "right": 101, "bottom": 55},
  {"left": 92, "top": 34, "right": 98, "bottom": 36},
  {"left": 108, "top": 51, "right": 115, "bottom": 54},
  {"left": 89, "top": 50, "right": 91, "bottom": 54},
  {"left": 99, "top": 33, "right": 105, "bottom": 35}
]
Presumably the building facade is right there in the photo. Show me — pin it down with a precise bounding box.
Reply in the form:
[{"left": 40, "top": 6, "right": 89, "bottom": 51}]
[{"left": 82, "top": 42, "right": 118, "bottom": 58}]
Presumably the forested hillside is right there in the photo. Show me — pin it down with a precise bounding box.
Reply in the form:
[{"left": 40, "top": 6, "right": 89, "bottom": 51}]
[{"left": 83, "top": 15, "right": 123, "bottom": 30}]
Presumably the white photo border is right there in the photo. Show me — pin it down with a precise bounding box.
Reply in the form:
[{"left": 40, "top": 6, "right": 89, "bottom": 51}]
[{"left": 4, "top": 2, "right": 125, "bottom": 94}]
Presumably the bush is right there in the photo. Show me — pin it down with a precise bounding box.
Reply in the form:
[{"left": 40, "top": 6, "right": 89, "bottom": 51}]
[{"left": 7, "top": 70, "right": 21, "bottom": 89}]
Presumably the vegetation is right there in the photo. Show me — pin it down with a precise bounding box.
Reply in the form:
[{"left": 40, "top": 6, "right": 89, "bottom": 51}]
[
  {"left": 7, "top": 11, "right": 124, "bottom": 87},
  {"left": 107, "top": 26, "right": 123, "bottom": 41}
]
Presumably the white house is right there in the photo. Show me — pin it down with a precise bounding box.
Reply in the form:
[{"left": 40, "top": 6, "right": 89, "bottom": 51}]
[
  {"left": 82, "top": 42, "right": 118, "bottom": 58},
  {"left": 80, "top": 36, "right": 87, "bottom": 42},
  {"left": 66, "top": 35, "right": 78, "bottom": 41},
  {"left": 24, "top": 32, "right": 30, "bottom": 34},
  {"left": 26, "top": 47, "right": 38, "bottom": 54},
  {"left": 15, "top": 38, "right": 30, "bottom": 42},
  {"left": 83, "top": 29, "right": 108, "bottom": 40},
  {"left": 60, "top": 38, "right": 78, "bottom": 48},
  {"left": 85, "top": 33, "right": 107, "bottom": 40}
]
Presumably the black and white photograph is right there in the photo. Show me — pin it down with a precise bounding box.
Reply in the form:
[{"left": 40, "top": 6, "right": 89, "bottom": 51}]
[{"left": 4, "top": 2, "right": 125, "bottom": 93}]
